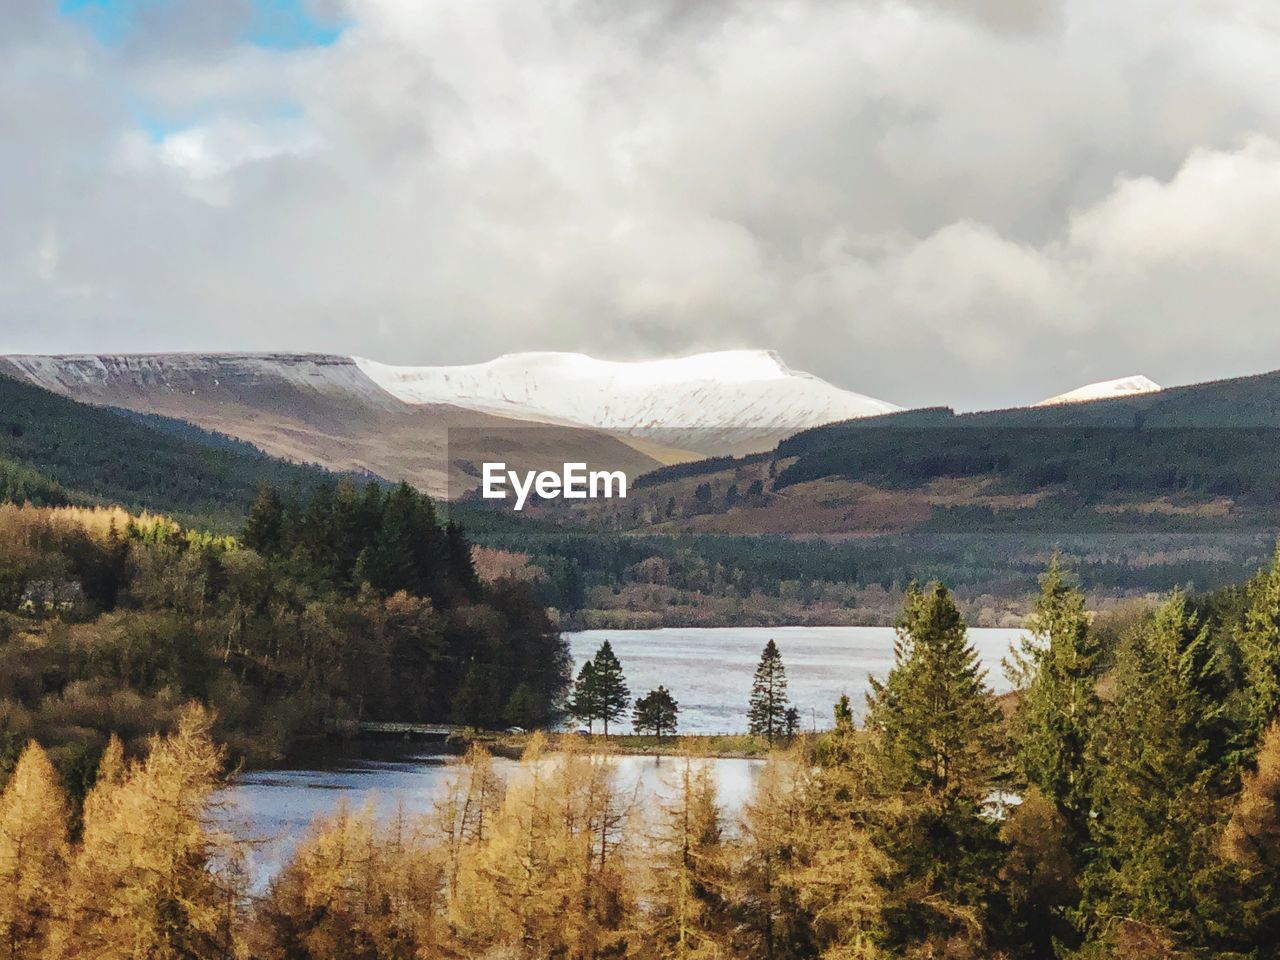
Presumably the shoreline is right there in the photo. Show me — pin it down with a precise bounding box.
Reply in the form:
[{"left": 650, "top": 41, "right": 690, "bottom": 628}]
[{"left": 468, "top": 730, "right": 784, "bottom": 760}]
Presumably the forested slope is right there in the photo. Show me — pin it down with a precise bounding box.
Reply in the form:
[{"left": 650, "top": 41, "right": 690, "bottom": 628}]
[{"left": 0, "top": 373, "right": 342, "bottom": 528}]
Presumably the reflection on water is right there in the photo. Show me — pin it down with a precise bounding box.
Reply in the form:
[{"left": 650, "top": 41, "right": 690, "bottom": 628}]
[
  {"left": 222, "top": 625, "right": 1025, "bottom": 884},
  {"left": 567, "top": 625, "right": 1022, "bottom": 734},
  {"left": 219, "top": 749, "right": 762, "bottom": 885}
]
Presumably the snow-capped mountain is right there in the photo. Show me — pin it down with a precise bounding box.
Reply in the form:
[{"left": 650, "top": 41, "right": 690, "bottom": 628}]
[
  {"left": 0, "top": 349, "right": 900, "bottom": 491},
  {"left": 1036, "top": 375, "right": 1162, "bottom": 407},
  {"left": 354, "top": 350, "right": 901, "bottom": 449}
]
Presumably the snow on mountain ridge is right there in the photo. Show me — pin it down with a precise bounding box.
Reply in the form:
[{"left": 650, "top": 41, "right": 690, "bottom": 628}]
[
  {"left": 1036, "top": 375, "right": 1162, "bottom": 407},
  {"left": 1, "top": 352, "right": 403, "bottom": 408},
  {"left": 353, "top": 350, "right": 901, "bottom": 435}
]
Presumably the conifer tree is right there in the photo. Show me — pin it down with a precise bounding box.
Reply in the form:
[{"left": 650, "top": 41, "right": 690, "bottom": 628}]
[
  {"left": 1084, "top": 591, "right": 1234, "bottom": 948},
  {"left": 735, "top": 747, "right": 888, "bottom": 960},
  {"left": 242, "top": 485, "right": 285, "bottom": 554},
  {"left": 1216, "top": 722, "right": 1280, "bottom": 951},
  {"left": 250, "top": 801, "right": 443, "bottom": 959},
  {"left": 734, "top": 753, "right": 811, "bottom": 960},
  {"left": 784, "top": 707, "right": 801, "bottom": 740},
  {"left": 445, "top": 520, "right": 481, "bottom": 600},
  {"left": 640, "top": 751, "right": 730, "bottom": 958},
  {"left": 1007, "top": 557, "right": 1101, "bottom": 853},
  {"left": 591, "top": 641, "right": 630, "bottom": 737},
  {"left": 634, "top": 686, "right": 680, "bottom": 739},
  {"left": 434, "top": 744, "right": 505, "bottom": 901},
  {"left": 449, "top": 734, "right": 633, "bottom": 957},
  {"left": 864, "top": 582, "right": 1005, "bottom": 953},
  {"left": 570, "top": 660, "right": 601, "bottom": 733},
  {"left": 49, "top": 705, "right": 245, "bottom": 960},
  {"left": 749, "top": 640, "right": 791, "bottom": 744},
  {"left": 0, "top": 741, "right": 69, "bottom": 959},
  {"left": 1238, "top": 542, "right": 1280, "bottom": 746}
]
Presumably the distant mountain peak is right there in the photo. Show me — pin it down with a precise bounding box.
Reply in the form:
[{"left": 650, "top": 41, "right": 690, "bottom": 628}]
[
  {"left": 353, "top": 350, "right": 900, "bottom": 444},
  {"left": 1036, "top": 374, "right": 1162, "bottom": 407}
]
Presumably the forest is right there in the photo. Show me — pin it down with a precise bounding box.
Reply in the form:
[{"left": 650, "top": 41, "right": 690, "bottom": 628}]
[
  {"left": 0, "top": 372, "right": 346, "bottom": 529},
  {"left": 0, "top": 482, "right": 570, "bottom": 802},
  {"left": 2, "top": 545, "right": 1280, "bottom": 957}
]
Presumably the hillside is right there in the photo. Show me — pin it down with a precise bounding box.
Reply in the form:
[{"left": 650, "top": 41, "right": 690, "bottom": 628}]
[
  {"left": 559, "top": 366, "right": 1280, "bottom": 537},
  {"left": 0, "top": 353, "right": 664, "bottom": 497},
  {"left": 0, "top": 372, "right": 341, "bottom": 528}
]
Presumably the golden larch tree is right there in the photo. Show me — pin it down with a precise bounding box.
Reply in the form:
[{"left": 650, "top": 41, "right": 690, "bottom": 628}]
[
  {"left": 47, "top": 704, "right": 245, "bottom": 960},
  {"left": 0, "top": 741, "right": 70, "bottom": 959}
]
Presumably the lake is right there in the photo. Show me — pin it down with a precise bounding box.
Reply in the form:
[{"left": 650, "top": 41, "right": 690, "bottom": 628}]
[
  {"left": 568, "top": 625, "right": 1024, "bottom": 733},
  {"left": 221, "top": 625, "right": 1025, "bottom": 882}
]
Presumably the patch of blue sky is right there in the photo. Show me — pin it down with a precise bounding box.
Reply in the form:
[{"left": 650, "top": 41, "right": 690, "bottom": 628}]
[
  {"left": 131, "top": 100, "right": 307, "bottom": 143},
  {"left": 245, "top": 0, "right": 347, "bottom": 50},
  {"left": 57, "top": 0, "right": 348, "bottom": 50}
]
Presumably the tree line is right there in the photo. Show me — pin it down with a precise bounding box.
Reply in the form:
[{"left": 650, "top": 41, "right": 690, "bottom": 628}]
[
  {"left": 4, "top": 537, "right": 1280, "bottom": 955},
  {"left": 568, "top": 637, "right": 800, "bottom": 742},
  {"left": 5, "top": 547, "right": 1280, "bottom": 956}
]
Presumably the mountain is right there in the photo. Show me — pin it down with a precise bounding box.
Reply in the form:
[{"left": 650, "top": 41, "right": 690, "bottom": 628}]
[
  {"left": 556, "top": 366, "right": 1280, "bottom": 539},
  {"left": 355, "top": 350, "right": 901, "bottom": 455},
  {"left": 0, "top": 351, "right": 902, "bottom": 493},
  {"left": 1036, "top": 374, "right": 1162, "bottom": 406},
  {"left": 0, "top": 370, "right": 342, "bottom": 528},
  {"left": 0, "top": 353, "right": 665, "bottom": 498}
]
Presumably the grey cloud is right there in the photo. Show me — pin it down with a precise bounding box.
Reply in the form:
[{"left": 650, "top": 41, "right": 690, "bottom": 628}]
[{"left": 3, "top": 0, "right": 1280, "bottom": 410}]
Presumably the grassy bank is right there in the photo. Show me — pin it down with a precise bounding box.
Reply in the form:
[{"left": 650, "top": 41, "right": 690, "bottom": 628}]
[{"left": 473, "top": 730, "right": 794, "bottom": 759}]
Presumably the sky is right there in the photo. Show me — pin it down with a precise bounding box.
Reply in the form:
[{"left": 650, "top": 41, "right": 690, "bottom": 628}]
[{"left": 4, "top": 0, "right": 1280, "bottom": 409}]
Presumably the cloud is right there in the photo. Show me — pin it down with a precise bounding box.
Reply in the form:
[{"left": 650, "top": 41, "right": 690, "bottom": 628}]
[{"left": 4, "top": 0, "right": 1280, "bottom": 409}]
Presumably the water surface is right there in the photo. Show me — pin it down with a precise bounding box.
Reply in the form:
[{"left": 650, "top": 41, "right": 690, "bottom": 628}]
[
  {"left": 223, "top": 625, "right": 1024, "bottom": 882},
  {"left": 567, "top": 625, "right": 1022, "bottom": 733}
]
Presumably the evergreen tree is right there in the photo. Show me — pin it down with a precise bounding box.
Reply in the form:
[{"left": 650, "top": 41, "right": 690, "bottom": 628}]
[
  {"left": 783, "top": 706, "right": 801, "bottom": 740},
  {"left": 242, "top": 485, "right": 285, "bottom": 554},
  {"left": 452, "top": 664, "right": 502, "bottom": 729},
  {"left": 570, "top": 660, "right": 601, "bottom": 734},
  {"left": 1083, "top": 591, "right": 1235, "bottom": 949},
  {"left": 748, "top": 640, "right": 790, "bottom": 743},
  {"left": 591, "top": 641, "right": 630, "bottom": 737},
  {"left": 1007, "top": 557, "right": 1101, "bottom": 854},
  {"left": 832, "top": 693, "right": 854, "bottom": 732},
  {"left": 1238, "top": 542, "right": 1280, "bottom": 747},
  {"left": 634, "top": 686, "right": 680, "bottom": 739},
  {"left": 864, "top": 582, "right": 1005, "bottom": 953},
  {"left": 445, "top": 520, "right": 481, "bottom": 600}
]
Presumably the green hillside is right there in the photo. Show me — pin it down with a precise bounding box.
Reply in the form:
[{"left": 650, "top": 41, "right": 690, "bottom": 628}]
[{"left": 0, "top": 373, "right": 343, "bottom": 529}]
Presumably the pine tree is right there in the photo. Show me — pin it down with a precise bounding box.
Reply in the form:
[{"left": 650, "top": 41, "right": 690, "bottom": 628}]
[
  {"left": 749, "top": 640, "right": 790, "bottom": 744},
  {"left": 1007, "top": 557, "right": 1101, "bottom": 854},
  {"left": 0, "top": 741, "right": 69, "bottom": 959},
  {"left": 242, "top": 485, "right": 285, "bottom": 554},
  {"left": 634, "top": 686, "right": 680, "bottom": 739},
  {"left": 1083, "top": 591, "right": 1234, "bottom": 948},
  {"left": 570, "top": 660, "right": 601, "bottom": 734},
  {"left": 445, "top": 520, "right": 481, "bottom": 600},
  {"left": 591, "top": 641, "right": 630, "bottom": 737},
  {"left": 1238, "top": 542, "right": 1280, "bottom": 747},
  {"left": 864, "top": 582, "right": 1005, "bottom": 953},
  {"left": 784, "top": 707, "right": 801, "bottom": 740}
]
